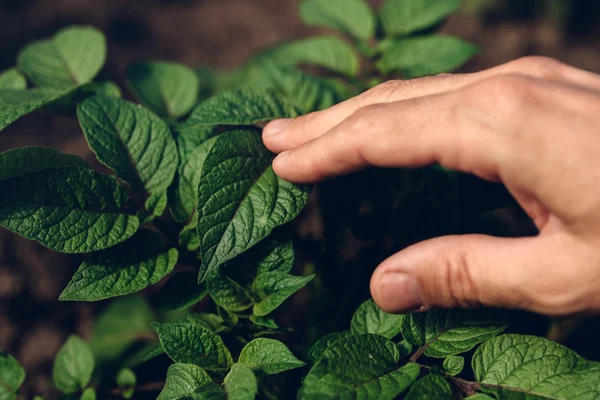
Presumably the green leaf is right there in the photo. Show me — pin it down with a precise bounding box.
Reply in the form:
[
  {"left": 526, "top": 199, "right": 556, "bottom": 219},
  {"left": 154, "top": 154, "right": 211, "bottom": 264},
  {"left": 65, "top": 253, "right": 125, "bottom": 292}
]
[
  {"left": 0, "top": 88, "right": 73, "bottom": 131},
  {"left": 60, "top": 229, "right": 178, "bottom": 301},
  {"left": 299, "top": 334, "right": 420, "bottom": 399},
  {"left": 191, "top": 384, "right": 226, "bottom": 400},
  {"left": 141, "top": 343, "right": 165, "bottom": 362},
  {"left": 0, "top": 351, "right": 25, "bottom": 399},
  {"left": 232, "top": 229, "right": 295, "bottom": 277},
  {"left": 77, "top": 95, "right": 178, "bottom": 219},
  {"left": 0, "top": 146, "right": 87, "bottom": 179},
  {"left": 90, "top": 295, "right": 154, "bottom": 363},
  {"left": 152, "top": 322, "right": 233, "bottom": 371},
  {"left": 18, "top": 26, "right": 106, "bottom": 89},
  {"left": 351, "top": 299, "right": 403, "bottom": 339},
  {"left": 0, "top": 69, "right": 26, "bottom": 90},
  {"left": 196, "top": 128, "right": 311, "bottom": 280},
  {"left": 473, "top": 334, "right": 600, "bottom": 399},
  {"left": 180, "top": 88, "right": 297, "bottom": 130},
  {"left": 179, "top": 217, "right": 200, "bottom": 251},
  {"left": 79, "top": 388, "right": 96, "bottom": 400},
  {"left": 261, "top": 36, "right": 360, "bottom": 77},
  {"left": 169, "top": 136, "right": 218, "bottom": 224},
  {"left": 400, "top": 310, "right": 506, "bottom": 358},
  {"left": 397, "top": 340, "right": 413, "bottom": 358},
  {"left": 299, "top": 0, "right": 376, "bottom": 40},
  {"left": 239, "top": 338, "right": 305, "bottom": 376},
  {"left": 442, "top": 355, "right": 464, "bottom": 376},
  {"left": 207, "top": 268, "right": 254, "bottom": 312},
  {"left": 157, "top": 363, "right": 212, "bottom": 400},
  {"left": 224, "top": 364, "right": 258, "bottom": 400},
  {"left": 380, "top": 0, "right": 462, "bottom": 36},
  {"left": 253, "top": 272, "right": 314, "bottom": 316},
  {"left": 249, "top": 315, "right": 280, "bottom": 330},
  {"left": 307, "top": 331, "right": 354, "bottom": 363},
  {"left": 157, "top": 271, "right": 207, "bottom": 312},
  {"left": 405, "top": 374, "right": 453, "bottom": 400},
  {"left": 126, "top": 61, "right": 199, "bottom": 119},
  {"left": 52, "top": 335, "right": 95, "bottom": 394},
  {"left": 0, "top": 158, "right": 139, "bottom": 253},
  {"left": 81, "top": 81, "right": 122, "bottom": 98},
  {"left": 377, "top": 35, "right": 478, "bottom": 78},
  {"left": 116, "top": 368, "right": 136, "bottom": 399},
  {"left": 464, "top": 395, "right": 494, "bottom": 400},
  {"left": 183, "top": 313, "right": 229, "bottom": 334}
]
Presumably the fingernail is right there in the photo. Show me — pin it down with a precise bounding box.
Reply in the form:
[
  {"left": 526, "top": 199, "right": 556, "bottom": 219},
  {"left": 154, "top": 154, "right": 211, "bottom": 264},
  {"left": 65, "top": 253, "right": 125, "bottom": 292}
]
[
  {"left": 264, "top": 119, "right": 292, "bottom": 137},
  {"left": 378, "top": 272, "right": 425, "bottom": 313}
]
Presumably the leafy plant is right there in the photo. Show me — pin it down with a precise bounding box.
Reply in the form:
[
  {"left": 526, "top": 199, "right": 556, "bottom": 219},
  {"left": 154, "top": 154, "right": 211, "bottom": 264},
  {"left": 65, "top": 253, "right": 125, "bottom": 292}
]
[{"left": 0, "top": 0, "right": 598, "bottom": 399}]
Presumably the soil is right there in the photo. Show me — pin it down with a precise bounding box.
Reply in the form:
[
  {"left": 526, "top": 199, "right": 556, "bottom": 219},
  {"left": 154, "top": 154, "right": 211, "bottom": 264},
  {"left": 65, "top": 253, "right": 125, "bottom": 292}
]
[{"left": 1, "top": 0, "right": 600, "bottom": 398}]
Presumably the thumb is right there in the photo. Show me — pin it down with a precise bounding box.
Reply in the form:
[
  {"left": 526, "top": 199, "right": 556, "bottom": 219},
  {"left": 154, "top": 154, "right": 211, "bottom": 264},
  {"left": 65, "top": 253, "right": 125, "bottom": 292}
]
[{"left": 370, "top": 234, "right": 587, "bottom": 316}]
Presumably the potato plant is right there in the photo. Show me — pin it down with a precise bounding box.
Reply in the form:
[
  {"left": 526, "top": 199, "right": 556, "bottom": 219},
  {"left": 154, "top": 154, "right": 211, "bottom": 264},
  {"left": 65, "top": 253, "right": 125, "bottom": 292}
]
[{"left": 0, "top": 0, "right": 599, "bottom": 399}]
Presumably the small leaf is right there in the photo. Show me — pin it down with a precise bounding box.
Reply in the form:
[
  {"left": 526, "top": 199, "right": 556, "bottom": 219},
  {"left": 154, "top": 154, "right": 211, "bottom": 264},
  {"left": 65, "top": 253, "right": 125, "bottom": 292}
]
[
  {"left": 0, "top": 88, "right": 73, "bottom": 131},
  {"left": 80, "top": 81, "right": 121, "bottom": 98},
  {"left": 239, "top": 338, "right": 305, "bottom": 376},
  {"left": 179, "top": 217, "right": 200, "bottom": 251},
  {"left": 300, "top": 0, "right": 375, "bottom": 40},
  {"left": 380, "top": 0, "right": 462, "bottom": 37},
  {"left": 156, "top": 271, "right": 207, "bottom": 312},
  {"left": 224, "top": 363, "right": 258, "bottom": 400},
  {"left": 253, "top": 273, "right": 314, "bottom": 317},
  {"left": 307, "top": 331, "right": 354, "bottom": 363},
  {"left": 0, "top": 351, "right": 25, "bottom": 398},
  {"left": 261, "top": 36, "right": 360, "bottom": 77},
  {"left": 406, "top": 374, "right": 453, "bottom": 400},
  {"left": 60, "top": 229, "right": 178, "bottom": 301},
  {"left": 400, "top": 310, "right": 506, "bottom": 358},
  {"left": 116, "top": 368, "right": 136, "bottom": 399},
  {"left": 142, "top": 343, "right": 165, "bottom": 362},
  {"left": 152, "top": 322, "right": 233, "bottom": 371},
  {"left": 299, "top": 334, "right": 420, "bottom": 399},
  {"left": 207, "top": 268, "right": 254, "bottom": 312},
  {"left": 127, "top": 61, "right": 199, "bottom": 119},
  {"left": 180, "top": 88, "right": 297, "bottom": 129},
  {"left": 0, "top": 68, "right": 26, "bottom": 90},
  {"left": 196, "top": 128, "right": 311, "bottom": 281},
  {"left": 18, "top": 26, "right": 106, "bottom": 89},
  {"left": 90, "top": 295, "right": 154, "bottom": 363},
  {"left": 397, "top": 340, "right": 413, "bottom": 358},
  {"left": 183, "top": 313, "right": 228, "bottom": 334},
  {"left": 473, "top": 334, "right": 600, "bottom": 399},
  {"left": 157, "top": 363, "right": 212, "bottom": 400},
  {"left": 0, "top": 155, "right": 139, "bottom": 253},
  {"left": 442, "top": 355, "right": 464, "bottom": 376},
  {"left": 52, "top": 335, "right": 95, "bottom": 394},
  {"left": 377, "top": 35, "right": 478, "bottom": 78},
  {"left": 77, "top": 95, "right": 178, "bottom": 220},
  {"left": 249, "top": 315, "right": 280, "bottom": 329},
  {"left": 351, "top": 299, "right": 403, "bottom": 339},
  {"left": 79, "top": 388, "right": 96, "bottom": 400}
]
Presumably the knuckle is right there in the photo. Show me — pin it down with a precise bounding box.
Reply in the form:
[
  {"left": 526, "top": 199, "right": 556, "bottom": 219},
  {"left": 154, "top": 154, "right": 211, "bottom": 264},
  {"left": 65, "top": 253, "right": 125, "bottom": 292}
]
[
  {"left": 511, "top": 56, "right": 571, "bottom": 80},
  {"left": 360, "top": 80, "right": 406, "bottom": 104},
  {"left": 467, "top": 74, "right": 539, "bottom": 118},
  {"left": 345, "top": 104, "right": 383, "bottom": 133}
]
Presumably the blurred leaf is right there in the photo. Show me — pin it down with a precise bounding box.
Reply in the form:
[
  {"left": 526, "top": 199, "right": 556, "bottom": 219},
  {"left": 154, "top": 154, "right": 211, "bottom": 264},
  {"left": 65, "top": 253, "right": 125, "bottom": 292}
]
[
  {"left": 224, "top": 364, "right": 257, "bottom": 400},
  {"left": 116, "top": 368, "right": 136, "bottom": 399},
  {"left": 351, "top": 299, "right": 403, "bottom": 339},
  {"left": 0, "top": 88, "right": 73, "bottom": 131},
  {"left": 79, "top": 388, "right": 96, "bottom": 400},
  {"left": 0, "top": 351, "right": 25, "bottom": 399},
  {"left": 0, "top": 68, "right": 26, "bottom": 90},
  {"left": 127, "top": 61, "right": 199, "bottom": 119},
  {"left": 80, "top": 81, "right": 121, "bottom": 98},
  {"left": 405, "top": 375, "right": 453, "bottom": 400},
  {"left": 239, "top": 338, "right": 305, "bottom": 376},
  {"left": 156, "top": 271, "right": 207, "bottom": 312},
  {"left": 380, "top": 0, "right": 462, "bottom": 36},
  {"left": 253, "top": 272, "right": 314, "bottom": 316},
  {"left": 300, "top": 0, "right": 376, "bottom": 40},
  {"left": 52, "top": 335, "right": 95, "bottom": 394}
]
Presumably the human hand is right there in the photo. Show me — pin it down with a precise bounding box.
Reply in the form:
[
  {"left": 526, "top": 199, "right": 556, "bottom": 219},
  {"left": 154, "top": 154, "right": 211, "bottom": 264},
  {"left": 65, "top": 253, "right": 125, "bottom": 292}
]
[{"left": 263, "top": 57, "right": 600, "bottom": 317}]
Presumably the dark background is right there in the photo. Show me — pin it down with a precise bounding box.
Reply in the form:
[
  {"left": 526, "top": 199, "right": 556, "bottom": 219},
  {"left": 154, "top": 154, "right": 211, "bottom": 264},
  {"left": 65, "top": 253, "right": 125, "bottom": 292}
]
[{"left": 1, "top": 0, "right": 600, "bottom": 397}]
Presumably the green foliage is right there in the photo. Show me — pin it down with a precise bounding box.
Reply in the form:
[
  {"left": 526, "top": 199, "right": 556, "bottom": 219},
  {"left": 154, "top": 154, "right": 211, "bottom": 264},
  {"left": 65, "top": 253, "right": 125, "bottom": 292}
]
[
  {"left": 224, "top": 364, "right": 258, "bottom": 400},
  {"left": 238, "top": 338, "right": 305, "bottom": 376},
  {"left": 351, "top": 299, "right": 403, "bottom": 339},
  {"left": 0, "top": 88, "right": 73, "bottom": 131},
  {"left": 252, "top": 272, "right": 314, "bottom": 316},
  {"left": 0, "top": 351, "right": 25, "bottom": 399},
  {"left": 116, "top": 368, "right": 136, "bottom": 399},
  {"left": 300, "top": 0, "right": 376, "bottom": 40},
  {"left": 405, "top": 374, "right": 453, "bottom": 400},
  {"left": 52, "top": 335, "right": 95, "bottom": 394},
  {"left": 157, "top": 271, "right": 208, "bottom": 312},
  {"left": 442, "top": 355, "right": 465, "bottom": 376},
  {"left": 157, "top": 363, "right": 213, "bottom": 400},
  {"left": 0, "top": 68, "right": 26, "bottom": 90},
  {"left": 380, "top": 0, "right": 462, "bottom": 37}
]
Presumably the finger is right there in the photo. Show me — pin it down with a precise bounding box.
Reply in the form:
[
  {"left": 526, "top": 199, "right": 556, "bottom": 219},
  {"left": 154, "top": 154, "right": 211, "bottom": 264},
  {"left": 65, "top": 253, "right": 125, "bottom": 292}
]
[
  {"left": 370, "top": 234, "right": 591, "bottom": 316},
  {"left": 263, "top": 57, "right": 600, "bottom": 153}
]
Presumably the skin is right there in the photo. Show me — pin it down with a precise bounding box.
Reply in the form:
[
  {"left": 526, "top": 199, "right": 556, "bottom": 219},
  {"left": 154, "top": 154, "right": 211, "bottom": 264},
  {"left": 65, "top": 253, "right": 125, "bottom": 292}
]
[{"left": 262, "top": 56, "right": 600, "bottom": 317}]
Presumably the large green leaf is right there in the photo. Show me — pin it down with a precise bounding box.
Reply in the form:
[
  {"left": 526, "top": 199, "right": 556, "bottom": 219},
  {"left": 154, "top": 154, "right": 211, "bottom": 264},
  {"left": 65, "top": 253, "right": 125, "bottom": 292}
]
[
  {"left": 307, "top": 331, "right": 354, "bottom": 364},
  {"left": 196, "top": 128, "right": 311, "bottom": 281},
  {"left": 224, "top": 363, "right": 258, "bottom": 400},
  {"left": 156, "top": 271, "right": 208, "bottom": 312},
  {"left": 400, "top": 310, "right": 506, "bottom": 358},
  {"left": 0, "top": 88, "right": 73, "bottom": 131},
  {"left": 380, "top": 0, "right": 462, "bottom": 37},
  {"left": 77, "top": 95, "right": 178, "bottom": 219},
  {"left": 0, "top": 352, "right": 25, "bottom": 400},
  {"left": 299, "top": 334, "right": 420, "bottom": 399},
  {"left": 261, "top": 36, "right": 360, "bottom": 77},
  {"left": 0, "top": 69, "right": 26, "bottom": 90},
  {"left": 52, "top": 335, "right": 95, "bottom": 394},
  {"left": 351, "top": 299, "right": 403, "bottom": 339},
  {"left": 239, "top": 338, "right": 305, "bottom": 376},
  {"left": 405, "top": 374, "right": 453, "bottom": 400},
  {"left": 0, "top": 151, "right": 139, "bottom": 253},
  {"left": 59, "top": 229, "right": 178, "bottom": 301},
  {"left": 157, "top": 363, "right": 212, "bottom": 400},
  {"left": 126, "top": 61, "right": 199, "bottom": 119},
  {"left": 377, "top": 35, "right": 478, "bottom": 78},
  {"left": 18, "top": 26, "right": 106, "bottom": 89},
  {"left": 252, "top": 272, "right": 314, "bottom": 316},
  {"left": 90, "top": 295, "right": 154, "bottom": 363},
  {"left": 299, "top": 0, "right": 375, "bottom": 40},
  {"left": 152, "top": 322, "right": 233, "bottom": 371},
  {"left": 473, "top": 334, "right": 600, "bottom": 399}
]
